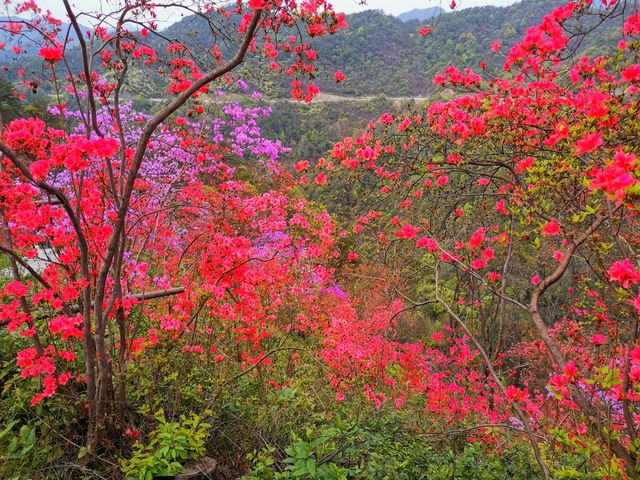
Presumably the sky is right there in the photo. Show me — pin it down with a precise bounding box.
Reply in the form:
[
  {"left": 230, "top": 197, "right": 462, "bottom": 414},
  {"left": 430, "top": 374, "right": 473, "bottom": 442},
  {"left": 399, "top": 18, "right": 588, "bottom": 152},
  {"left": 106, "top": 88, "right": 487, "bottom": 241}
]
[{"left": 38, "top": 0, "right": 518, "bottom": 25}]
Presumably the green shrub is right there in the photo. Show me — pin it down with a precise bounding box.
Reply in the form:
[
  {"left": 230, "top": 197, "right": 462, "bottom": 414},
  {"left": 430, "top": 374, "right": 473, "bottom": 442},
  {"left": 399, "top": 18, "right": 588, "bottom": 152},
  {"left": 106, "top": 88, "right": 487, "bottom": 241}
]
[
  {"left": 121, "top": 410, "right": 210, "bottom": 480},
  {"left": 244, "top": 425, "right": 349, "bottom": 480}
]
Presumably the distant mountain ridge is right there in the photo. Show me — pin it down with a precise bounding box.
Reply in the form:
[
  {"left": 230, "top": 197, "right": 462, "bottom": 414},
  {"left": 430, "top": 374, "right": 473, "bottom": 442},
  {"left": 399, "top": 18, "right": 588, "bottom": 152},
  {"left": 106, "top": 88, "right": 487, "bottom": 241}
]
[
  {"left": 0, "top": 16, "right": 85, "bottom": 61},
  {"left": 314, "top": 0, "right": 619, "bottom": 96},
  {"left": 397, "top": 6, "right": 445, "bottom": 22},
  {"left": 159, "top": 0, "right": 618, "bottom": 97},
  {"left": 1, "top": 1, "right": 621, "bottom": 98}
]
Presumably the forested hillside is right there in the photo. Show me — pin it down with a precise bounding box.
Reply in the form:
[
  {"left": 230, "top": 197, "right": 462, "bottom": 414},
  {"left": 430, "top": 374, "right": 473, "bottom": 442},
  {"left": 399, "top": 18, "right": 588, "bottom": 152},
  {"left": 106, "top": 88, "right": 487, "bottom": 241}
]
[
  {"left": 0, "top": 0, "right": 621, "bottom": 99},
  {"left": 160, "top": 0, "right": 618, "bottom": 96}
]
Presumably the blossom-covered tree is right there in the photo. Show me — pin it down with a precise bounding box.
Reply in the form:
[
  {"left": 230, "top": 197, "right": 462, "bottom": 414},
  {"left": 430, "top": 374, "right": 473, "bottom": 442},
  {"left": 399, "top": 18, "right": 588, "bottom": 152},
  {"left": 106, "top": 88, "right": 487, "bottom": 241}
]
[
  {"left": 315, "top": 1, "right": 640, "bottom": 477},
  {"left": 0, "top": 0, "right": 348, "bottom": 451}
]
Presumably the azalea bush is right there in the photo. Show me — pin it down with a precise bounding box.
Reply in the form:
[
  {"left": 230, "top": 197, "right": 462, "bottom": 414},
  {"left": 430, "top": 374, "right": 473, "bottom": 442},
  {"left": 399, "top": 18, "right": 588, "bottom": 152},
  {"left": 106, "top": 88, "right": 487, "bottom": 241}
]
[
  {"left": 308, "top": 0, "right": 640, "bottom": 478},
  {"left": 0, "top": 0, "right": 349, "bottom": 461}
]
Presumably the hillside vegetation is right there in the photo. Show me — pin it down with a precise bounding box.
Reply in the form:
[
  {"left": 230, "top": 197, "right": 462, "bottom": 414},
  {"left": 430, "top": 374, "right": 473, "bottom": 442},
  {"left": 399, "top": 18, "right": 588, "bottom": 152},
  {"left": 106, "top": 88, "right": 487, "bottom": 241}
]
[{"left": 161, "top": 0, "right": 616, "bottom": 96}]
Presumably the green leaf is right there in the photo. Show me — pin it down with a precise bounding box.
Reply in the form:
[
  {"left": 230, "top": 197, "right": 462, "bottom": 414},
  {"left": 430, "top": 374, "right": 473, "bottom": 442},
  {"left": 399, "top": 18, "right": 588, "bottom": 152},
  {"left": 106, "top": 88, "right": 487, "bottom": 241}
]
[{"left": 306, "top": 458, "right": 316, "bottom": 476}]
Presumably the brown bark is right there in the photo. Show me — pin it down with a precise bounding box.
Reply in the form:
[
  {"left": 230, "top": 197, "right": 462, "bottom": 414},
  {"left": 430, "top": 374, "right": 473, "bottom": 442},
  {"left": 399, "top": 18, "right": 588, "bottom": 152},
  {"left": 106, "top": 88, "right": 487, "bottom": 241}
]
[{"left": 527, "top": 211, "right": 637, "bottom": 475}]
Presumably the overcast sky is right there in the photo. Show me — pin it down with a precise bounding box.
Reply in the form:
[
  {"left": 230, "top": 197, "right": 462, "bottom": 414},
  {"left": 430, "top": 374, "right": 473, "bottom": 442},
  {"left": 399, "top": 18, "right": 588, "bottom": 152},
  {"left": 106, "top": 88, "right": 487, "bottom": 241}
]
[{"left": 38, "top": 0, "right": 518, "bottom": 25}]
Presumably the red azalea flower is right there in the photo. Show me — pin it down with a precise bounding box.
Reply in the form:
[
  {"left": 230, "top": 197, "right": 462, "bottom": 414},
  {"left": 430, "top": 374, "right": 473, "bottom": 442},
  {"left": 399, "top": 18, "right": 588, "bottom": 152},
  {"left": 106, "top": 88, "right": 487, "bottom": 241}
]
[{"left": 39, "top": 45, "right": 63, "bottom": 63}]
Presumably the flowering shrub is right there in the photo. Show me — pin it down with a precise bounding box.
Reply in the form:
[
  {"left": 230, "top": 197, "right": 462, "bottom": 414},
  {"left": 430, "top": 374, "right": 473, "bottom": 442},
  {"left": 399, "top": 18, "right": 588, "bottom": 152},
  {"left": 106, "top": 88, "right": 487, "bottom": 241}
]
[
  {"left": 0, "top": 0, "right": 348, "bottom": 453},
  {"left": 313, "top": 1, "right": 640, "bottom": 477}
]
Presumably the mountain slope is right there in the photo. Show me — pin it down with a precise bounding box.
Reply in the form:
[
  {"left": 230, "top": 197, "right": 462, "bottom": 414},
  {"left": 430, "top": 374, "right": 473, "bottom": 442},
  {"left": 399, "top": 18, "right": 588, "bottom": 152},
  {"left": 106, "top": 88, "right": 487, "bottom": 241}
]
[
  {"left": 311, "top": 0, "right": 621, "bottom": 96},
  {"left": 160, "top": 0, "right": 619, "bottom": 97},
  {"left": 0, "top": 17, "right": 85, "bottom": 60},
  {"left": 397, "top": 6, "right": 445, "bottom": 22},
  {"left": 0, "top": 1, "right": 622, "bottom": 98}
]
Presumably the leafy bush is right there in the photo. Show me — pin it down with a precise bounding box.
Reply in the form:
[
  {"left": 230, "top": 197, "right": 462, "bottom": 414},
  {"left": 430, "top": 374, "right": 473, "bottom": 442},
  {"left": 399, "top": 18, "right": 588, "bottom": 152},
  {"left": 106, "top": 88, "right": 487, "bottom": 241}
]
[
  {"left": 243, "top": 409, "right": 542, "bottom": 480},
  {"left": 244, "top": 425, "right": 349, "bottom": 480},
  {"left": 121, "top": 411, "right": 210, "bottom": 480}
]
